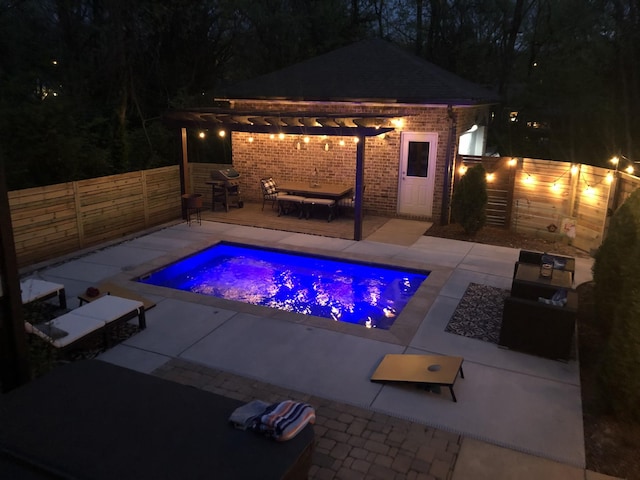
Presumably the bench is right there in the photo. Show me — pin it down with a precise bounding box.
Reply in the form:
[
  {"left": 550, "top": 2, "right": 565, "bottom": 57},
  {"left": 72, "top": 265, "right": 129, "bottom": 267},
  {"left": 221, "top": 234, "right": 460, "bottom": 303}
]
[{"left": 302, "top": 197, "right": 336, "bottom": 222}]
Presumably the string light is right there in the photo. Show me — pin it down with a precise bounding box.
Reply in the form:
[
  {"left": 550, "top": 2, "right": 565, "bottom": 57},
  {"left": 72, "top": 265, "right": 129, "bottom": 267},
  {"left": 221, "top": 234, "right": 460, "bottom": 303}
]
[
  {"left": 458, "top": 165, "right": 468, "bottom": 175},
  {"left": 571, "top": 165, "right": 579, "bottom": 175},
  {"left": 218, "top": 130, "right": 226, "bottom": 138},
  {"left": 198, "top": 131, "right": 206, "bottom": 139},
  {"left": 507, "top": 158, "right": 518, "bottom": 167},
  {"left": 486, "top": 173, "right": 495, "bottom": 182}
]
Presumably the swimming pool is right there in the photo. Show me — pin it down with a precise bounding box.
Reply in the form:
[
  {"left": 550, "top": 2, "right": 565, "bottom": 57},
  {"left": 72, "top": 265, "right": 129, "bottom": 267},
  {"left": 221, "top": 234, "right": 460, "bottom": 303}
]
[{"left": 137, "top": 242, "right": 429, "bottom": 330}]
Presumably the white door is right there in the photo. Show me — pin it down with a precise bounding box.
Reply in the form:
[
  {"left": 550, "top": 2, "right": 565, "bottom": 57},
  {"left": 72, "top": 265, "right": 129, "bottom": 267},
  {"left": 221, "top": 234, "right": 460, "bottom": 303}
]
[{"left": 397, "top": 132, "right": 438, "bottom": 216}]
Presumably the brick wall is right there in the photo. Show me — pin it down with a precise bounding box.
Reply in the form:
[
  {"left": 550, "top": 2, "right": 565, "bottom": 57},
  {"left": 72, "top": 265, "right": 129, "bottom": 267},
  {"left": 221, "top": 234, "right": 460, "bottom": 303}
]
[{"left": 230, "top": 100, "right": 489, "bottom": 222}]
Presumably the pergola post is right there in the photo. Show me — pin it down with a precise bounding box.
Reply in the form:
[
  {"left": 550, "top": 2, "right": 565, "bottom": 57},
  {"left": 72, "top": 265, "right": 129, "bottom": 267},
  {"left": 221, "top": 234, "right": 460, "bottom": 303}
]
[
  {"left": 179, "top": 128, "right": 190, "bottom": 219},
  {"left": 354, "top": 135, "right": 365, "bottom": 241},
  {"left": 0, "top": 163, "right": 30, "bottom": 392}
]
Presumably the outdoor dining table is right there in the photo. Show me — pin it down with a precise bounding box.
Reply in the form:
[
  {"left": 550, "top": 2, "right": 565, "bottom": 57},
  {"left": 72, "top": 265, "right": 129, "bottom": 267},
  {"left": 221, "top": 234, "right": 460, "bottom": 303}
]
[{"left": 275, "top": 182, "right": 352, "bottom": 222}]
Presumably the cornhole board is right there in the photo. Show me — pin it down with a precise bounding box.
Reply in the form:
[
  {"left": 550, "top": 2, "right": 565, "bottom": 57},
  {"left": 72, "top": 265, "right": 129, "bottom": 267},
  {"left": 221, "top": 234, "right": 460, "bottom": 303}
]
[
  {"left": 0, "top": 360, "right": 314, "bottom": 480},
  {"left": 370, "top": 354, "right": 464, "bottom": 402}
]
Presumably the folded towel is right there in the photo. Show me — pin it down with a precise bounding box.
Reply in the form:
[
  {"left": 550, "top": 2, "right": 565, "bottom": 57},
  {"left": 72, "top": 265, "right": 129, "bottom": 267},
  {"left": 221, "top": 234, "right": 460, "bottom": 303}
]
[
  {"left": 228, "top": 400, "right": 270, "bottom": 430},
  {"left": 255, "top": 400, "right": 316, "bottom": 442}
]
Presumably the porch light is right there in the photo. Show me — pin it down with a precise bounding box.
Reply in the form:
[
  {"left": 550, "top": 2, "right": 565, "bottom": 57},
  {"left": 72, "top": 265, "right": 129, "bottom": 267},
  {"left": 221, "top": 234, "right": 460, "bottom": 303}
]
[{"left": 391, "top": 118, "right": 404, "bottom": 129}]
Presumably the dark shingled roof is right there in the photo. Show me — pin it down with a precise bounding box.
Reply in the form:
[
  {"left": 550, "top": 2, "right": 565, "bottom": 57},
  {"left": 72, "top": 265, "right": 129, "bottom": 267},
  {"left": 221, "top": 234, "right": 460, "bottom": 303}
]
[{"left": 219, "top": 38, "right": 500, "bottom": 105}]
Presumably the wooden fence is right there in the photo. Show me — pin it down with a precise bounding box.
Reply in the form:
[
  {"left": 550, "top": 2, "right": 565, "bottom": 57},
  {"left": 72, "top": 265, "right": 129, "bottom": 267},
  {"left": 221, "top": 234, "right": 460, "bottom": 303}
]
[
  {"left": 8, "top": 159, "right": 640, "bottom": 268},
  {"left": 9, "top": 166, "right": 181, "bottom": 268},
  {"left": 456, "top": 156, "right": 640, "bottom": 254}
]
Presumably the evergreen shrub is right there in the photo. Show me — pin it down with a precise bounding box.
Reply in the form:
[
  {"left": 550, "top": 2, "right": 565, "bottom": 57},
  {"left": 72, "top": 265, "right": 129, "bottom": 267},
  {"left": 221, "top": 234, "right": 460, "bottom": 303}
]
[
  {"left": 451, "top": 164, "right": 488, "bottom": 234},
  {"left": 593, "top": 188, "right": 640, "bottom": 421}
]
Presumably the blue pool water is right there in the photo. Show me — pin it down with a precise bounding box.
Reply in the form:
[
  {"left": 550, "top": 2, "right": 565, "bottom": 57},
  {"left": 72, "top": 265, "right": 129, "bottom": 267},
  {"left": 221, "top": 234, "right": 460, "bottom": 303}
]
[{"left": 138, "top": 242, "right": 429, "bottom": 330}]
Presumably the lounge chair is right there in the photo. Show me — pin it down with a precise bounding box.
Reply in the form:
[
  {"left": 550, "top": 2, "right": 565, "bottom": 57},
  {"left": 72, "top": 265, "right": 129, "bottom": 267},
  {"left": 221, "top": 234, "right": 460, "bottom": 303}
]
[
  {"left": 20, "top": 278, "right": 67, "bottom": 309},
  {"left": 25, "top": 295, "right": 145, "bottom": 352}
]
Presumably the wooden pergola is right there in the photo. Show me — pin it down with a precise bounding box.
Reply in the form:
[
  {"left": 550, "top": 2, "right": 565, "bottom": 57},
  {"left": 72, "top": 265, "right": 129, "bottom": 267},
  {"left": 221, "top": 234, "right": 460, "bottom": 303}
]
[{"left": 163, "top": 108, "right": 397, "bottom": 241}]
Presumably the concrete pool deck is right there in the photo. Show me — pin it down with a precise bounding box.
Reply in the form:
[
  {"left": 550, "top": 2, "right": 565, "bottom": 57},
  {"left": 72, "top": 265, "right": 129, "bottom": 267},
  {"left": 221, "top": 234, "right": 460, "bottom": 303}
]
[{"left": 23, "top": 218, "right": 612, "bottom": 479}]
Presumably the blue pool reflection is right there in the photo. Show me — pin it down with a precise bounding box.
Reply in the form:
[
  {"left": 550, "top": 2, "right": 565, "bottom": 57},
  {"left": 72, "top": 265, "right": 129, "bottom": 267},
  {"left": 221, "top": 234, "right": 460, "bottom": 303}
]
[{"left": 138, "top": 242, "right": 429, "bottom": 330}]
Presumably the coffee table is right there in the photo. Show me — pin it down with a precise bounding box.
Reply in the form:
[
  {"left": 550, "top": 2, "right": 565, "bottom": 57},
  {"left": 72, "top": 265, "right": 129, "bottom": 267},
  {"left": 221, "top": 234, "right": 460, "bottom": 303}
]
[
  {"left": 511, "top": 262, "right": 572, "bottom": 300},
  {"left": 370, "top": 354, "right": 464, "bottom": 402}
]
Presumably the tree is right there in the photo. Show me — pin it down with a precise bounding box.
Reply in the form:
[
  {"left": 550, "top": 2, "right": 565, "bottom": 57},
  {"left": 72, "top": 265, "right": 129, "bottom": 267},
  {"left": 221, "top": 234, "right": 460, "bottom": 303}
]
[{"left": 451, "top": 164, "right": 488, "bottom": 234}]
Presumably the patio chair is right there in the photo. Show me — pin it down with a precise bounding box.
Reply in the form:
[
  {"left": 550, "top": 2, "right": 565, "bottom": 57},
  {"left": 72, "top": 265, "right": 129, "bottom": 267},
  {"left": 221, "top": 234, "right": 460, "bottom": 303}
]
[
  {"left": 260, "top": 177, "right": 279, "bottom": 210},
  {"left": 20, "top": 278, "right": 67, "bottom": 309}
]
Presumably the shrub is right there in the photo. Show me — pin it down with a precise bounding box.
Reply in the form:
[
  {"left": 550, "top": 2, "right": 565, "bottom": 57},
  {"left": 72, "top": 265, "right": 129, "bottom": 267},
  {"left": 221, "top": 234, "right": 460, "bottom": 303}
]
[
  {"left": 451, "top": 164, "right": 488, "bottom": 234},
  {"left": 593, "top": 188, "right": 640, "bottom": 421},
  {"left": 593, "top": 190, "right": 640, "bottom": 335}
]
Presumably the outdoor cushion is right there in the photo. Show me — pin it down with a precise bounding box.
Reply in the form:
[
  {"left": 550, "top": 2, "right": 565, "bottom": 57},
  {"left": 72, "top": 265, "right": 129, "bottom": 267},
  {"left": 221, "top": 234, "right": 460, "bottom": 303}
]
[{"left": 261, "top": 177, "right": 277, "bottom": 195}]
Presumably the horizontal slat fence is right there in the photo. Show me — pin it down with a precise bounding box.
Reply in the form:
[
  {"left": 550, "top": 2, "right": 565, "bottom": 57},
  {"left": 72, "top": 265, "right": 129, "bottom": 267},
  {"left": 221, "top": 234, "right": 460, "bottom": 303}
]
[
  {"left": 7, "top": 159, "right": 639, "bottom": 268},
  {"left": 9, "top": 166, "right": 181, "bottom": 268},
  {"left": 457, "top": 156, "right": 637, "bottom": 254}
]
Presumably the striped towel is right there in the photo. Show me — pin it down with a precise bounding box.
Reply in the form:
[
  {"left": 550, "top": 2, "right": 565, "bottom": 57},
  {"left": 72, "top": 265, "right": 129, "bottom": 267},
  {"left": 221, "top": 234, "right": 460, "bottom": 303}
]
[{"left": 255, "top": 400, "right": 316, "bottom": 442}]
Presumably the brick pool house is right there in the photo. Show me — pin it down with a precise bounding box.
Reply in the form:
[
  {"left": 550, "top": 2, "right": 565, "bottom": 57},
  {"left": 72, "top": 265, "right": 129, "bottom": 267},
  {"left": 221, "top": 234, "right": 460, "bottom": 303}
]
[{"left": 164, "top": 38, "right": 499, "bottom": 238}]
